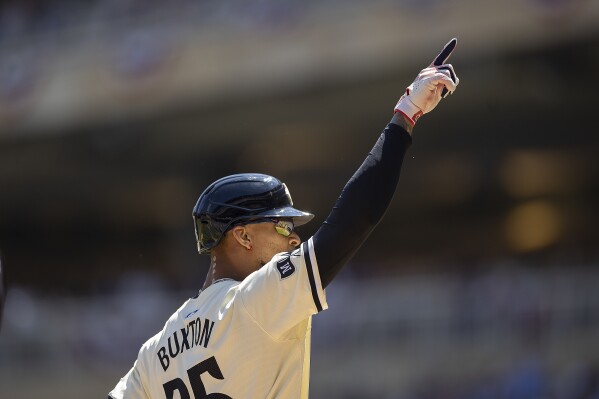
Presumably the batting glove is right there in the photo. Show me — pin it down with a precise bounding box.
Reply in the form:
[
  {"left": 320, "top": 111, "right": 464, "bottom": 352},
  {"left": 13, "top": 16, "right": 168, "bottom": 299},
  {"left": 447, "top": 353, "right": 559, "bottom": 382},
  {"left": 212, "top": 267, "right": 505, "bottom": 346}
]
[{"left": 394, "top": 38, "right": 460, "bottom": 125}]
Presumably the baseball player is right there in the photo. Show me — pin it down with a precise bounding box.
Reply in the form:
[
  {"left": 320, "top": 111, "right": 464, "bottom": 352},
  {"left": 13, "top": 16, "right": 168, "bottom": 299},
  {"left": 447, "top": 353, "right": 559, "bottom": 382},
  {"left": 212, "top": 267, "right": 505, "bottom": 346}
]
[{"left": 109, "top": 38, "right": 459, "bottom": 399}]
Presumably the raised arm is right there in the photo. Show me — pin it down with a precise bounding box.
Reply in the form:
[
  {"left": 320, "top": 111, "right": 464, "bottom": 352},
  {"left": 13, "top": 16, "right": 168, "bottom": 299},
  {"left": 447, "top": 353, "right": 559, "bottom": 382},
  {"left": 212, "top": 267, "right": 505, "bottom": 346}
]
[{"left": 313, "top": 39, "right": 460, "bottom": 288}]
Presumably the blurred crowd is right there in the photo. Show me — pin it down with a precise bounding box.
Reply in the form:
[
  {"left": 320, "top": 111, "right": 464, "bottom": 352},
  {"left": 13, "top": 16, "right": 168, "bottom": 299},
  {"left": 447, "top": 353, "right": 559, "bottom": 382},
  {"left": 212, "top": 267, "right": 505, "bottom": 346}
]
[
  {"left": 2, "top": 0, "right": 583, "bottom": 43},
  {"left": 0, "top": 0, "right": 321, "bottom": 40},
  {"left": 325, "top": 360, "right": 599, "bottom": 399},
  {"left": 414, "top": 360, "right": 599, "bottom": 399}
]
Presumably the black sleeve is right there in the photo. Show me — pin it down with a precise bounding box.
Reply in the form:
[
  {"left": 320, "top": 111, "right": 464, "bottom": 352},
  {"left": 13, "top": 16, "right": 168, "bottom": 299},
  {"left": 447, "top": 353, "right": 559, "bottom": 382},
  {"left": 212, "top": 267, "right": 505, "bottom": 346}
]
[{"left": 312, "top": 122, "right": 412, "bottom": 288}]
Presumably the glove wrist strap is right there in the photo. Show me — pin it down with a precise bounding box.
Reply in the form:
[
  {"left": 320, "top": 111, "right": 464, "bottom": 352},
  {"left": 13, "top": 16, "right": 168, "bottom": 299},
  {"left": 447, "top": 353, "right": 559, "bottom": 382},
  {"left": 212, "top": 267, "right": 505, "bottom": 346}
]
[{"left": 394, "top": 96, "right": 422, "bottom": 125}]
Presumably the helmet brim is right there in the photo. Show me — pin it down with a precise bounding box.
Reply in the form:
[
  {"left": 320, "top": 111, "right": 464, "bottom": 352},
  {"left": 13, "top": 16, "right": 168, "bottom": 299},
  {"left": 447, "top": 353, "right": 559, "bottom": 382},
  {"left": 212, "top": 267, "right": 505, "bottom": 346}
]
[{"left": 255, "top": 206, "right": 314, "bottom": 227}]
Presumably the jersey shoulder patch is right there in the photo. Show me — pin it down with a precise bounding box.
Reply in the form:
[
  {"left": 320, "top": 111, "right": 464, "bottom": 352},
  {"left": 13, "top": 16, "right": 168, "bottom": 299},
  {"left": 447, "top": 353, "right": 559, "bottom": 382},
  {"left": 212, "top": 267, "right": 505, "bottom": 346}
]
[{"left": 276, "top": 255, "right": 295, "bottom": 279}]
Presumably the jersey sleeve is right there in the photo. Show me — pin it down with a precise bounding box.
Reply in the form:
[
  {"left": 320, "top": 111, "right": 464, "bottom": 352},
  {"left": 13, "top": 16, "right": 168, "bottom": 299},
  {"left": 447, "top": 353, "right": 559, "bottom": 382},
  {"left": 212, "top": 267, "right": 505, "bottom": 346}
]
[
  {"left": 238, "top": 237, "right": 328, "bottom": 339},
  {"left": 109, "top": 360, "right": 148, "bottom": 399}
]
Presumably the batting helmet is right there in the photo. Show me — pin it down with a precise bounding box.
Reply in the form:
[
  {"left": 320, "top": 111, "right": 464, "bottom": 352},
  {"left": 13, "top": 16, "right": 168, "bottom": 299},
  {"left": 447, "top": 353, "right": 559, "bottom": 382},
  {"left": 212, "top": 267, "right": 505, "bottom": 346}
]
[{"left": 192, "top": 173, "right": 314, "bottom": 254}]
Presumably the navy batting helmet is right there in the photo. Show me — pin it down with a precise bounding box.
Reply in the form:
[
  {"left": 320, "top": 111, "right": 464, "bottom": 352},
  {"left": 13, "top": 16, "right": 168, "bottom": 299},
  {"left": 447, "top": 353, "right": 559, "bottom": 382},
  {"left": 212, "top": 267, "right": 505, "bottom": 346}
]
[{"left": 192, "top": 173, "right": 314, "bottom": 254}]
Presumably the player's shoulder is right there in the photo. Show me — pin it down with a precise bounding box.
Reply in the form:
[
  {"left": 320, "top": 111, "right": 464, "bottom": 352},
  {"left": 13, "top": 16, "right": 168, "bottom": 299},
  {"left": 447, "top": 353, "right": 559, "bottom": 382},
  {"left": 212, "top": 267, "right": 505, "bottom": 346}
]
[
  {"left": 243, "top": 244, "right": 308, "bottom": 284},
  {"left": 134, "top": 328, "right": 163, "bottom": 366},
  {"left": 273, "top": 248, "right": 303, "bottom": 277},
  {"left": 169, "top": 283, "right": 239, "bottom": 325},
  {"left": 271, "top": 243, "right": 305, "bottom": 264}
]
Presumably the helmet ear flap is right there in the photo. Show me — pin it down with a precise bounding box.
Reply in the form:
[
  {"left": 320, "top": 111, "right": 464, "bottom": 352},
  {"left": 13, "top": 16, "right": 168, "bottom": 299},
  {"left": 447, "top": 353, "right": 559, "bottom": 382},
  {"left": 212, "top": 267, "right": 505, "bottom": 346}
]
[{"left": 194, "top": 215, "right": 228, "bottom": 255}]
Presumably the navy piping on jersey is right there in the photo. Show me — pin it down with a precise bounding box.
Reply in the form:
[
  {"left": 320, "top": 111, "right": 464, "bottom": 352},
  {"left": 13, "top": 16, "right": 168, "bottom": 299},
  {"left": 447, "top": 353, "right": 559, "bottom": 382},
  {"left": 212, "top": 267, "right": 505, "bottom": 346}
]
[{"left": 302, "top": 241, "right": 323, "bottom": 312}]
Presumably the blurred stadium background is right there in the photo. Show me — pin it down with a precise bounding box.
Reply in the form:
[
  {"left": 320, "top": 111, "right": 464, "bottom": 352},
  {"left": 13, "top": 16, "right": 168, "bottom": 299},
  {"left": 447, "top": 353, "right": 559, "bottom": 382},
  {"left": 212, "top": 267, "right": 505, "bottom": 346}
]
[{"left": 1, "top": 0, "right": 599, "bottom": 398}]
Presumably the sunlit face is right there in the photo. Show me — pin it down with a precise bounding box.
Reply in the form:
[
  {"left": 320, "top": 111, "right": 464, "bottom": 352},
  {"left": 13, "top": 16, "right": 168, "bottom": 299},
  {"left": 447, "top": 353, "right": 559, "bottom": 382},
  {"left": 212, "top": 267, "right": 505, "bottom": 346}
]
[{"left": 243, "top": 219, "right": 301, "bottom": 267}]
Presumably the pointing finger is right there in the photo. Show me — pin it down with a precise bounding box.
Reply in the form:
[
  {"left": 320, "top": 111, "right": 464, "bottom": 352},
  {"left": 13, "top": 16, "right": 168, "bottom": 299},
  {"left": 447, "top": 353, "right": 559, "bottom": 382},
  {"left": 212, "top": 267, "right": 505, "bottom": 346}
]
[{"left": 433, "top": 38, "right": 457, "bottom": 67}]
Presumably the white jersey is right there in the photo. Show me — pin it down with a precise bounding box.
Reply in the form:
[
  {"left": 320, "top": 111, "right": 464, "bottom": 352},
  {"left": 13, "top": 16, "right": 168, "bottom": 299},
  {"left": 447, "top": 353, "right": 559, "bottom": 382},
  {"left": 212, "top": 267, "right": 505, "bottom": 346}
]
[{"left": 109, "top": 238, "right": 327, "bottom": 399}]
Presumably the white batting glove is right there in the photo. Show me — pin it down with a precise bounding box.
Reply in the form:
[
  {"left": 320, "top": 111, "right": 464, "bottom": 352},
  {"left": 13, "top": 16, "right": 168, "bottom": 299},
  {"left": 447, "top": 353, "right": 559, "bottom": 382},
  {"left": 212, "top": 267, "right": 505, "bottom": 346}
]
[{"left": 394, "top": 38, "right": 460, "bottom": 125}]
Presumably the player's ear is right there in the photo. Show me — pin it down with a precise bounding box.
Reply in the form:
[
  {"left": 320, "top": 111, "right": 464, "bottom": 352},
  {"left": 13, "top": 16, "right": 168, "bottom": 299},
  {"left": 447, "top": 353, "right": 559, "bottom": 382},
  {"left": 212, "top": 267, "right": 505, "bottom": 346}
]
[{"left": 230, "top": 226, "right": 252, "bottom": 250}]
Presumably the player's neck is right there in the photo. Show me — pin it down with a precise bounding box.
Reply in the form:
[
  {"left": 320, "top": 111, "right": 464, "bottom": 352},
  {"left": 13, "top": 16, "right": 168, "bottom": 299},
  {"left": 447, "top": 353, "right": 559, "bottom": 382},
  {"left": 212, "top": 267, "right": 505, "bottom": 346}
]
[
  {"left": 203, "top": 242, "right": 264, "bottom": 289},
  {"left": 202, "top": 256, "right": 220, "bottom": 289},
  {"left": 202, "top": 252, "right": 240, "bottom": 289}
]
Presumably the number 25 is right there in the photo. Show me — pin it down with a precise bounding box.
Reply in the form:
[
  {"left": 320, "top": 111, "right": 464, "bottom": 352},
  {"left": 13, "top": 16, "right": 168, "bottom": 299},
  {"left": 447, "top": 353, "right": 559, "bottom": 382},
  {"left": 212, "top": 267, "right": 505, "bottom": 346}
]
[{"left": 163, "top": 356, "right": 232, "bottom": 399}]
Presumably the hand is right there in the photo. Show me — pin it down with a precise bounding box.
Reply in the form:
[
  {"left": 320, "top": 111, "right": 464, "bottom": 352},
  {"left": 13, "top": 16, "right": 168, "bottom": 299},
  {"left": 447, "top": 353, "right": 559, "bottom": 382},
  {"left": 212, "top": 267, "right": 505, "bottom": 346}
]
[{"left": 394, "top": 38, "right": 460, "bottom": 125}]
